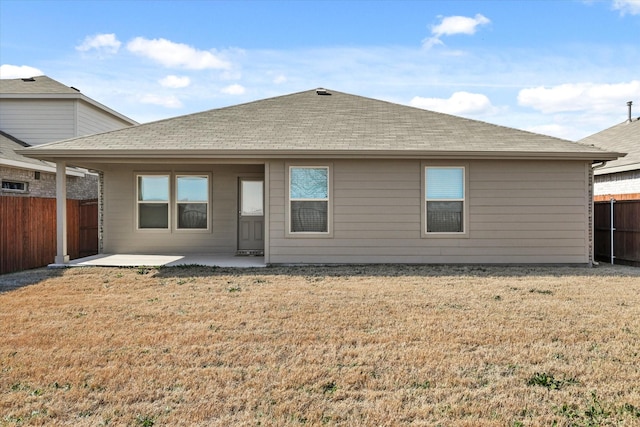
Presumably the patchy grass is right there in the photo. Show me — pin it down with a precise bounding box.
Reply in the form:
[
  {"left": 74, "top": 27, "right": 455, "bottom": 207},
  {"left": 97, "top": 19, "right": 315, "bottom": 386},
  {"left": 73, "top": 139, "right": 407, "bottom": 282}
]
[{"left": 1, "top": 264, "right": 639, "bottom": 426}]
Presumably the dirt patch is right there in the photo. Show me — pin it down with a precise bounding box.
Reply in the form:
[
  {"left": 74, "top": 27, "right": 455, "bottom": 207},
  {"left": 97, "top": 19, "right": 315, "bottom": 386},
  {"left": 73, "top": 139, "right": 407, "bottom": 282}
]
[{"left": 1, "top": 264, "right": 639, "bottom": 425}]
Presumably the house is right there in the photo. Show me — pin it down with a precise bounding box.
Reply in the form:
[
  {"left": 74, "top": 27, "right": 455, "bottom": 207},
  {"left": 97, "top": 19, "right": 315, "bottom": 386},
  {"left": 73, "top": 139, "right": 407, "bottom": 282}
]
[
  {"left": 1, "top": 130, "right": 94, "bottom": 198},
  {"left": 0, "top": 75, "right": 137, "bottom": 198},
  {"left": 21, "top": 88, "right": 621, "bottom": 265},
  {"left": 579, "top": 101, "right": 640, "bottom": 202}
]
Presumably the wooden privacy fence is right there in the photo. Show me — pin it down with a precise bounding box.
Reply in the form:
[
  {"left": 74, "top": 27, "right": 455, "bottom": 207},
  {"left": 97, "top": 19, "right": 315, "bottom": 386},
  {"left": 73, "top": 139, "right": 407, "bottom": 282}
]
[
  {"left": 0, "top": 197, "right": 98, "bottom": 275},
  {"left": 594, "top": 199, "right": 640, "bottom": 266}
]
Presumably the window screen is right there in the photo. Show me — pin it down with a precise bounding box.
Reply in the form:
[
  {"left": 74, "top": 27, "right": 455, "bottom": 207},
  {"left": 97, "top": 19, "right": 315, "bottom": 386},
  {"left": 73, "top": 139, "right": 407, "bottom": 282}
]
[
  {"left": 290, "top": 167, "right": 329, "bottom": 233},
  {"left": 426, "top": 167, "right": 464, "bottom": 233}
]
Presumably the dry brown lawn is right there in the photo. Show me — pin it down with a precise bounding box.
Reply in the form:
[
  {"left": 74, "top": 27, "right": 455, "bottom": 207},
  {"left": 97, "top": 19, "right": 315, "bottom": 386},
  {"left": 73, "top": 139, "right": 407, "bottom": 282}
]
[{"left": 1, "top": 264, "right": 640, "bottom": 426}]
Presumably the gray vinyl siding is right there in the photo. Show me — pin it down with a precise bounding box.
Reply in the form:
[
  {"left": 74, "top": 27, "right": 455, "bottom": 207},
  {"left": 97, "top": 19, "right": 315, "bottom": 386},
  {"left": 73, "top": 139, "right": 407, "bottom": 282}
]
[
  {"left": 0, "top": 99, "right": 76, "bottom": 145},
  {"left": 0, "top": 99, "right": 132, "bottom": 146},
  {"left": 102, "top": 163, "right": 263, "bottom": 254},
  {"left": 267, "top": 159, "right": 590, "bottom": 264},
  {"left": 77, "top": 102, "right": 133, "bottom": 136}
]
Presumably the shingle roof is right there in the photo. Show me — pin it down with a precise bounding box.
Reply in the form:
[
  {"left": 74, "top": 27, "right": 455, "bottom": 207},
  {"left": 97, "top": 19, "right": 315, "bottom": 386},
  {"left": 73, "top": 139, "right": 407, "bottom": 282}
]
[
  {"left": 0, "top": 75, "right": 80, "bottom": 95},
  {"left": 578, "top": 119, "right": 639, "bottom": 174},
  {"left": 0, "top": 131, "right": 52, "bottom": 169},
  {"left": 21, "top": 88, "right": 620, "bottom": 161}
]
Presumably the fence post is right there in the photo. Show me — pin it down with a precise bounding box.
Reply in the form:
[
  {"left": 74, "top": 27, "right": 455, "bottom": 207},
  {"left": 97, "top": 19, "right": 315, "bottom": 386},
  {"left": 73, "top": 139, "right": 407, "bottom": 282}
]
[{"left": 610, "top": 197, "right": 616, "bottom": 265}]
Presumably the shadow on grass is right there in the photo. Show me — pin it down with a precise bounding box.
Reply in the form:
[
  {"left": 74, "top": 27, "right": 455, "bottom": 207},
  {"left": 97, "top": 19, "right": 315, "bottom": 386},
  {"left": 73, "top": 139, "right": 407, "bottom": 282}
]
[
  {"left": 152, "top": 263, "right": 640, "bottom": 280},
  {"left": 2, "top": 264, "right": 636, "bottom": 292},
  {"left": 0, "top": 267, "right": 66, "bottom": 293}
]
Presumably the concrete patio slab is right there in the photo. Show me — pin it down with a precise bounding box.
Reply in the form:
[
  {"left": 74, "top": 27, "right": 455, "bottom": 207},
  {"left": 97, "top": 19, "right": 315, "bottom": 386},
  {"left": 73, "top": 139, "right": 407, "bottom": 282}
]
[{"left": 50, "top": 254, "right": 266, "bottom": 268}]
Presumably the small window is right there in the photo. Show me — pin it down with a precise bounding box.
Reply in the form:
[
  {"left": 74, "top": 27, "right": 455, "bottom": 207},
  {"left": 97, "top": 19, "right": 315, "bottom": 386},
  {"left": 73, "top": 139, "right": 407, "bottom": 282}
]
[
  {"left": 1, "top": 180, "right": 28, "bottom": 192},
  {"left": 289, "top": 166, "right": 329, "bottom": 233},
  {"left": 425, "top": 167, "right": 465, "bottom": 233},
  {"left": 176, "top": 175, "right": 209, "bottom": 229},
  {"left": 137, "top": 175, "right": 169, "bottom": 229}
]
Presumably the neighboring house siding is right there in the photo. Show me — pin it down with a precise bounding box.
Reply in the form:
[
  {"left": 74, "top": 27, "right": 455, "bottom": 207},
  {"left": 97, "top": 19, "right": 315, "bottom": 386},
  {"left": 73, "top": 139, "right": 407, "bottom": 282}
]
[
  {"left": 0, "top": 165, "right": 98, "bottom": 199},
  {"left": 102, "top": 163, "right": 263, "bottom": 254},
  {"left": 594, "top": 171, "right": 640, "bottom": 198},
  {"left": 77, "top": 102, "right": 133, "bottom": 136},
  {"left": 267, "top": 159, "right": 590, "bottom": 264},
  {"left": 0, "top": 99, "right": 76, "bottom": 145}
]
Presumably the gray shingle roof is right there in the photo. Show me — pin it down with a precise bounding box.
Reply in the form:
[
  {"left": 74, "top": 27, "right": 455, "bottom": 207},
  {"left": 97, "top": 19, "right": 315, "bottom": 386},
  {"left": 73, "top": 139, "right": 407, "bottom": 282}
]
[
  {"left": 578, "top": 119, "right": 639, "bottom": 174},
  {"left": 0, "top": 75, "right": 80, "bottom": 95},
  {"left": 21, "top": 88, "right": 620, "bottom": 160},
  {"left": 0, "top": 131, "right": 53, "bottom": 169}
]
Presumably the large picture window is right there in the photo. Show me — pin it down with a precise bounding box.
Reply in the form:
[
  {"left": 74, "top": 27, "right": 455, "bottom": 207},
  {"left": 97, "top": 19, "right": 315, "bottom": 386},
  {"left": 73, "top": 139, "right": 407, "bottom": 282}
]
[
  {"left": 425, "top": 167, "right": 465, "bottom": 233},
  {"left": 289, "top": 166, "right": 329, "bottom": 233},
  {"left": 176, "top": 175, "right": 209, "bottom": 229},
  {"left": 137, "top": 175, "right": 169, "bottom": 229}
]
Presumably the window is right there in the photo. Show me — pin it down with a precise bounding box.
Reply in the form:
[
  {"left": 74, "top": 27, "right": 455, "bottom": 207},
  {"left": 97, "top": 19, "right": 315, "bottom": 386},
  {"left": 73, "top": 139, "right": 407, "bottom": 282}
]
[
  {"left": 425, "top": 167, "right": 465, "bottom": 233},
  {"left": 1, "top": 180, "right": 28, "bottom": 192},
  {"left": 137, "top": 175, "right": 169, "bottom": 229},
  {"left": 176, "top": 175, "right": 209, "bottom": 229},
  {"left": 289, "top": 166, "right": 329, "bottom": 233}
]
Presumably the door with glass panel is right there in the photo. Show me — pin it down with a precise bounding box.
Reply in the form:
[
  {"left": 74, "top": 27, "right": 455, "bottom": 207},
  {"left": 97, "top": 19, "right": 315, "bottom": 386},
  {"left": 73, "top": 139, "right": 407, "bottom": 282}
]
[{"left": 237, "top": 178, "right": 264, "bottom": 254}]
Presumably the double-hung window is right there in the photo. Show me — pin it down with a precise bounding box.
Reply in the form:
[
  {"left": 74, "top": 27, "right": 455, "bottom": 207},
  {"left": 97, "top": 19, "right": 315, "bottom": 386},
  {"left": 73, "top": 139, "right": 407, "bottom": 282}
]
[
  {"left": 137, "top": 173, "right": 210, "bottom": 231},
  {"left": 289, "top": 166, "right": 329, "bottom": 233},
  {"left": 425, "top": 167, "right": 465, "bottom": 233},
  {"left": 137, "top": 175, "right": 170, "bottom": 229},
  {"left": 176, "top": 175, "right": 209, "bottom": 229}
]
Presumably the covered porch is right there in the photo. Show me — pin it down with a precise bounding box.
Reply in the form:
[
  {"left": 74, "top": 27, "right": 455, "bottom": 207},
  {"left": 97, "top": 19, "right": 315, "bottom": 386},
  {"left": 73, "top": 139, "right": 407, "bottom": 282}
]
[{"left": 49, "top": 160, "right": 268, "bottom": 268}]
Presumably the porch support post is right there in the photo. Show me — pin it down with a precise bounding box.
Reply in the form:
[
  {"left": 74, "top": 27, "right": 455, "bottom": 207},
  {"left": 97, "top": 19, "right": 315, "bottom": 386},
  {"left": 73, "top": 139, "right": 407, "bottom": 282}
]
[{"left": 55, "top": 161, "right": 69, "bottom": 264}]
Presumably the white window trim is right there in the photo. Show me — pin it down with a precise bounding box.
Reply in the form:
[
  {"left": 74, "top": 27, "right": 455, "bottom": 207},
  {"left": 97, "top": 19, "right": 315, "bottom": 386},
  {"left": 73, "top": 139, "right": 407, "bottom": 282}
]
[
  {"left": 134, "top": 172, "right": 212, "bottom": 233},
  {"left": 175, "top": 173, "right": 211, "bottom": 232},
  {"left": 286, "top": 164, "right": 333, "bottom": 238},
  {"left": 1, "top": 180, "right": 28, "bottom": 193},
  {"left": 136, "top": 173, "right": 170, "bottom": 231},
  {"left": 421, "top": 163, "right": 469, "bottom": 238}
]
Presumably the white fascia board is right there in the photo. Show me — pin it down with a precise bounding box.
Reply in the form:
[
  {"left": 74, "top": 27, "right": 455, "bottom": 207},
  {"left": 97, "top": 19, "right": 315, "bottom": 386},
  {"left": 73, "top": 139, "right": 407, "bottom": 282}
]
[
  {"left": 594, "top": 162, "right": 640, "bottom": 175},
  {"left": 0, "top": 158, "right": 86, "bottom": 176}
]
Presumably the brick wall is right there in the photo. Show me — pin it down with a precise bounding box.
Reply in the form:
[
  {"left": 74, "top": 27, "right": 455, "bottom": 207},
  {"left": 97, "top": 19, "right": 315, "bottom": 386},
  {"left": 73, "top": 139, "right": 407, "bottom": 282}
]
[
  {"left": 594, "top": 170, "right": 640, "bottom": 197},
  {"left": 0, "top": 166, "right": 98, "bottom": 199}
]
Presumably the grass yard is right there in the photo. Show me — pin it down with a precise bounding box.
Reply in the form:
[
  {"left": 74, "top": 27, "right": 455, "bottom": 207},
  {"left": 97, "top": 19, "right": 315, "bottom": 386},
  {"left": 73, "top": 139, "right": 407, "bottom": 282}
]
[{"left": 1, "top": 264, "right": 640, "bottom": 426}]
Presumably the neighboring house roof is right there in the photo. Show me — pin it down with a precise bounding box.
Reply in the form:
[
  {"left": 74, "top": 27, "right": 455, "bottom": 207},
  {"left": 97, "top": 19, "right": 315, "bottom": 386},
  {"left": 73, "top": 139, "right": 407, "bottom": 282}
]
[
  {"left": 0, "top": 131, "right": 83, "bottom": 176},
  {"left": 578, "top": 118, "right": 640, "bottom": 175},
  {"left": 0, "top": 75, "right": 82, "bottom": 95},
  {"left": 0, "top": 75, "right": 138, "bottom": 125},
  {"left": 21, "top": 88, "right": 621, "bottom": 163}
]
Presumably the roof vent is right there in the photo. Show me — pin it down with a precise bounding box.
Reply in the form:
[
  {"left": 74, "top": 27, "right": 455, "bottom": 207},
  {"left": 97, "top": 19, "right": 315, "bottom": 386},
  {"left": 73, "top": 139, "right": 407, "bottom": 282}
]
[
  {"left": 21, "top": 77, "right": 35, "bottom": 82},
  {"left": 316, "top": 88, "right": 331, "bottom": 96}
]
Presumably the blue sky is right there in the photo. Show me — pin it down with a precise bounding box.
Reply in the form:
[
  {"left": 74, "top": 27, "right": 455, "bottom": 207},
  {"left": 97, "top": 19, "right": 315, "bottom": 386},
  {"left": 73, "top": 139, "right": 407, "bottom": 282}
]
[{"left": 1, "top": 0, "right": 639, "bottom": 140}]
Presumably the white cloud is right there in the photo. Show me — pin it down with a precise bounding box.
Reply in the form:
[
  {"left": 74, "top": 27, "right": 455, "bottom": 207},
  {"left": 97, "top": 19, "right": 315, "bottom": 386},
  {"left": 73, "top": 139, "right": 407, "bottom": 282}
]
[
  {"left": 76, "top": 33, "right": 121, "bottom": 54},
  {"left": 612, "top": 0, "right": 640, "bottom": 15},
  {"left": 159, "top": 75, "right": 191, "bottom": 88},
  {"left": 410, "top": 91, "right": 496, "bottom": 115},
  {"left": 139, "top": 94, "right": 183, "bottom": 108},
  {"left": 517, "top": 80, "right": 640, "bottom": 113},
  {"left": 221, "top": 84, "right": 246, "bottom": 95},
  {"left": 423, "top": 14, "right": 490, "bottom": 49},
  {"left": 0, "top": 64, "right": 44, "bottom": 79},
  {"left": 127, "top": 37, "right": 231, "bottom": 70},
  {"left": 273, "top": 75, "right": 287, "bottom": 84}
]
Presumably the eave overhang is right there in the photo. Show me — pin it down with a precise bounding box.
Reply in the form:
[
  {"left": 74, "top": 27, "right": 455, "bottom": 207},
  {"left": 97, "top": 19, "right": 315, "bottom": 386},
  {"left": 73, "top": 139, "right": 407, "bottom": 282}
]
[
  {"left": 18, "top": 148, "right": 624, "bottom": 165},
  {"left": 594, "top": 162, "right": 639, "bottom": 175}
]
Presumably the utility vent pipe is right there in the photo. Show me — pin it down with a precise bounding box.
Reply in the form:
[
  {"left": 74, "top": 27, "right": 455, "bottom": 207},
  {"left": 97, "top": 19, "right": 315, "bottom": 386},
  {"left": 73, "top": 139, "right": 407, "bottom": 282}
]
[{"left": 628, "top": 101, "right": 633, "bottom": 122}]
